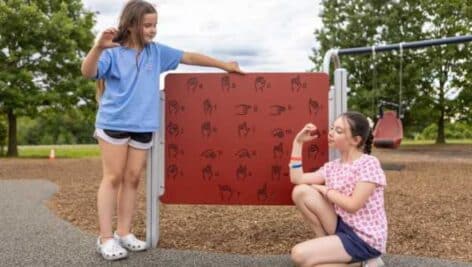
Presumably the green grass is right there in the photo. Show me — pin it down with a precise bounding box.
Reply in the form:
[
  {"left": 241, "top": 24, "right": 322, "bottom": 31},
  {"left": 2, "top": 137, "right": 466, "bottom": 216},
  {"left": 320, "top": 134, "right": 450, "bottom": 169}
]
[
  {"left": 5, "top": 139, "right": 472, "bottom": 159},
  {"left": 17, "top": 144, "right": 100, "bottom": 158},
  {"left": 402, "top": 139, "right": 472, "bottom": 145}
]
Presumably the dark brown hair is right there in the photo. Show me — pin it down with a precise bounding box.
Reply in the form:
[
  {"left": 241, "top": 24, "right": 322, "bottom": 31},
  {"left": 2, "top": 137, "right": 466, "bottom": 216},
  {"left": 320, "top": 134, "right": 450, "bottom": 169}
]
[{"left": 342, "top": 111, "right": 374, "bottom": 154}]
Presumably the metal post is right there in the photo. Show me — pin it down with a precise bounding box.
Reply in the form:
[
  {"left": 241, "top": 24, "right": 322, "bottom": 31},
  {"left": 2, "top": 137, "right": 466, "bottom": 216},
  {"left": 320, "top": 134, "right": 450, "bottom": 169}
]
[
  {"left": 146, "top": 90, "right": 166, "bottom": 249},
  {"left": 329, "top": 68, "right": 348, "bottom": 161},
  {"left": 158, "top": 91, "right": 166, "bottom": 198},
  {"left": 322, "top": 49, "right": 340, "bottom": 74}
]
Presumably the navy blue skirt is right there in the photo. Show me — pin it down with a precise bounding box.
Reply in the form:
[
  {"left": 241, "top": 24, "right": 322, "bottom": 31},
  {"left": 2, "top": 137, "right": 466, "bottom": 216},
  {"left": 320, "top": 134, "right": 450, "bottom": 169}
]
[{"left": 335, "top": 216, "right": 382, "bottom": 263}]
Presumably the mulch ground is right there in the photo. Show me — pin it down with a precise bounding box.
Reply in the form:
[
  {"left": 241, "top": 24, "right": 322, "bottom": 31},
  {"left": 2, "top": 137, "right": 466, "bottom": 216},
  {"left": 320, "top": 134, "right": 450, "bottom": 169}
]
[{"left": 0, "top": 144, "right": 471, "bottom": 262}]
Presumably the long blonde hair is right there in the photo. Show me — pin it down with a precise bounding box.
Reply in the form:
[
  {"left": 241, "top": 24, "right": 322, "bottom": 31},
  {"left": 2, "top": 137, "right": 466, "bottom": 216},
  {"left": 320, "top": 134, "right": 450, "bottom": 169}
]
[{"left": 96, "top": 80, "right": 105, "bottom": 103}]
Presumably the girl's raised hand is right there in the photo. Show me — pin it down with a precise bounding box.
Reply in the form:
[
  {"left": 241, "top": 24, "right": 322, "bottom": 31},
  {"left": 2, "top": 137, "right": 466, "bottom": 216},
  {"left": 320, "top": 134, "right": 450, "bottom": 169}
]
[
  {"left": 224, "top": 61, "right": 244, "bottom": 74},
  {"left": 95, "top": 28, "right": 120, "bottom": 50},
  {"left": 295, "top": 123, "right": 320, "bottom": 144}
]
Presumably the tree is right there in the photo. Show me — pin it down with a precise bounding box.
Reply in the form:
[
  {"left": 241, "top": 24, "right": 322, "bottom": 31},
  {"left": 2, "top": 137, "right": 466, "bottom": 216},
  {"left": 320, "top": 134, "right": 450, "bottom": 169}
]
[
  {"left": 312, "top": 0, "right": 472, "bottom": 143},
  {"left": 0, "top": 119, "right": 6, "bottom": 156},
  {"left": 417, "top": 0, "right": 472, "bottom": 143},
  {"left": 0, "top": 0, "right": 96, "bottom": 156}
]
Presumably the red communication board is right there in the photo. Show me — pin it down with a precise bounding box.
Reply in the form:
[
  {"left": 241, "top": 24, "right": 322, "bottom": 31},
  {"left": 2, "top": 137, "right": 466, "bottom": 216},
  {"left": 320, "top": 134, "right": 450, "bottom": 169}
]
[{"left": 161, "top": 73, "right": 329, "bottom": 205}]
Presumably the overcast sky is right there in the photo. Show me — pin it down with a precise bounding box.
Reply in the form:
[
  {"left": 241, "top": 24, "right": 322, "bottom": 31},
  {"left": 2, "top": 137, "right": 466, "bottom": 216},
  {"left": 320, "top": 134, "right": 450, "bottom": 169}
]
[{"left": 82, "top": 0, "right": 323, "bottom": 73}]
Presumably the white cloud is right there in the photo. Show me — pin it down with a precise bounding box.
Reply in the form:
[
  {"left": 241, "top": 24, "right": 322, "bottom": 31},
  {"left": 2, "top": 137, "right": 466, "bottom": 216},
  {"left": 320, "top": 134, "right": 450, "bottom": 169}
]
[{"left": 82, "top": 0, "right": 322, "bottom": 72}]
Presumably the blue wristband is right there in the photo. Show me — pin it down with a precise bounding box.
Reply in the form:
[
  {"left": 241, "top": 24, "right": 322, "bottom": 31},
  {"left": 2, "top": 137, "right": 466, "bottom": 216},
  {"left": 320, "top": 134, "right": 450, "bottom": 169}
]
[{"left": 290, "top": 163, "right": 303, "bottom": 169}]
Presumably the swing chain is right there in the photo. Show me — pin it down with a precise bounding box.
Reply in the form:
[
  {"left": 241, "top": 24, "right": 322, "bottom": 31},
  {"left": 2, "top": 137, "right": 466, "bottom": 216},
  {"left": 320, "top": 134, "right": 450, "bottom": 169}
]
[
  {"left": 399, "top": 42, "right": 404, "bottom": 118},
  {"left": 371, "top": 45, "right": 377, "bottom": 118}
]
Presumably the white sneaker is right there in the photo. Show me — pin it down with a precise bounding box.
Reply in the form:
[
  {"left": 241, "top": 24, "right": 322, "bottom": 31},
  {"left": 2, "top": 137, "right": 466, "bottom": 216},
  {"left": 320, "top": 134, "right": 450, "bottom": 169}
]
[
  {"left": 362, "top": 257, "right": 385, "bottom": 267},
  {"left": 114, "top": 232, "right": 147, "bottom": 252},
  {"left": 96, "top": 237, "right": 128, "bottom": 261}
]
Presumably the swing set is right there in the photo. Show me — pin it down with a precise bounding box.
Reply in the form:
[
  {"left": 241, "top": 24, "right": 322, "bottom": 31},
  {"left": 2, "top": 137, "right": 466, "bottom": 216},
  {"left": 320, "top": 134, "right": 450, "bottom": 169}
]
[{"left": 323, "top": 35, "right": 472, "bottom": 149}]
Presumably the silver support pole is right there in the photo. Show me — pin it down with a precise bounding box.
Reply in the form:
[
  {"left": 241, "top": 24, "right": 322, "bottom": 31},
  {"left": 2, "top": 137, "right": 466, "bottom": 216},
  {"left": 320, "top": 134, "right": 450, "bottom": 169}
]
[
  {"left": 146, "top": 90, "right": 166, "bottom": 249},
  {"left": 329, "top": 68, "right": 348, "bottom": 161},
  {"left": 158, "top": 92, "right": 166, "bottom": 198},
  {"left": 322, "top": 49, "right": 340, "bottom": 74}
]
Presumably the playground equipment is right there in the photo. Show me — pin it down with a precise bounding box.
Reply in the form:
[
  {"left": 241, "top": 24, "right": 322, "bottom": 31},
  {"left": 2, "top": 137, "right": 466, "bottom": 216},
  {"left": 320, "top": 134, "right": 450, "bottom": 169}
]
[
  {"left": 145, "top": 73, "right": 332, "bottom": 247},
  {"left": 145, "top": 35, "right": 472, "bottom": 248},
  {"left": 373, "top": 101, "right": 403, "bottom": 149},
  {"left": 323, "top": 35, "right": 472, "bottom": 150}
]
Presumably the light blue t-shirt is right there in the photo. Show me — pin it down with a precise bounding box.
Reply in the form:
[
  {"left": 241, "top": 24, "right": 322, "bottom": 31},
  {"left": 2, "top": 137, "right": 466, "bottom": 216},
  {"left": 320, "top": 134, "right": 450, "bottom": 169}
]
[{"left": 94, "top": 42, "right": 183, "bottom": 132}]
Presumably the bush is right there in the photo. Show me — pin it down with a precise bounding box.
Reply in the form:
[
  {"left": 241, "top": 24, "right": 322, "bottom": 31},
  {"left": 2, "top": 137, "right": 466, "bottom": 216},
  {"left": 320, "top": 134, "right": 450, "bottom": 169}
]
[
  {"left": 18, "top": 109, "right": 95, "bottom": 145},
  {"left": 416, "top": 122, "right": 472, "bottom": 140}
]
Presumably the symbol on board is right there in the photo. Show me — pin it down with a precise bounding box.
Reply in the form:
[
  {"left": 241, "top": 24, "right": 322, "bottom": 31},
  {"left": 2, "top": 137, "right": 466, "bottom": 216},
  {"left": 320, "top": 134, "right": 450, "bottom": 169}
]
[
  {"left": 257, "top": 183, "right": 268, "bottom": 201},
  {"left": 167, "top": 164, "right": 181, "bottom": 179},
  {"left": 270, "top": 105, "right": 292, "bottom": 116},
  {"left": 255, "top": 76, "right": 270, "bottom": 92},
  {"left": 201, "top": 149, "right": 222, "bottom": 159},
  {"left": 203, "top": 99, "right": 217, "bottom": 115},
  {"left": 235, "top": 148, "right": 255, "bottom": 159},
  {"left": 309, "top": 98, "right": 320, "bottom": 115},
  {"left": 308, "top": 144, "right": 320, "bottom": 160},
  {"left": 272, "top": 165, "right": 282, "bottom": 181},
  {"left": 238, "top": 122, "right": 255, "bottom": 137},
  {"left": 168, "top": 100, "right": 185, "bottom": 115},
  {"left": 202, "top": 164, "right": 218, "bottom": 180},
  {"left": 218, "top": 184, "right": 240, "bottom": 202},
  {"left": 235, "top": 104, "right": 258, "bottom": 115},
  {"left": 187, "top": 77, "right": 203, "bottom": 92},
  {"left": 167, "top": 122, "right": 182, "bottom": 137},
  {"left": 201, "top": 121, "right": 217, "bottom": 138},
  {"left": 168, "top": 144, "right": 184, "bottom": 158},
  {"left": 221, "top": 76, "right": 236, "bottom": 92},
  {"left": 272, "top": 128, "right": 292, "bottom": 138},
  {"left": 273, "top": 142, "right": 284, "bottom": 159},
  {"left": 236, "top": 164, "right": 251, "bottom": 181},
  {"left": 291, "top": 75, "right": 307, "bottom": 92}
]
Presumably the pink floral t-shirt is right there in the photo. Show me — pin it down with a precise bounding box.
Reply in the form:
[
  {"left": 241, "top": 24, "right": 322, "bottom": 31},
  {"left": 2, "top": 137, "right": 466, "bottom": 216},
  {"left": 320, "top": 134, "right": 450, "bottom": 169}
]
[{"left": 319, "top": 154, "right": 387, "bottom": 253}]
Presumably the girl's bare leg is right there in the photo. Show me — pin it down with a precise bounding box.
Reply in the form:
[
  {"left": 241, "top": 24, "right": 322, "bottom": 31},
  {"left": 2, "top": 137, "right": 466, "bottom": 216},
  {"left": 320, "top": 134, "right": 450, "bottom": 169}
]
[
  {"left": 291, "top": 235, "right": 352, "bottom": 267},
  {"left": 116, "top": 146, "right": 148, "bottom": 236},
  {"left": 97, "top": 139, "right": 128, "bottom": 242},
  {"left": 292, "top": 184, "right": 338, "bottom": 236}
]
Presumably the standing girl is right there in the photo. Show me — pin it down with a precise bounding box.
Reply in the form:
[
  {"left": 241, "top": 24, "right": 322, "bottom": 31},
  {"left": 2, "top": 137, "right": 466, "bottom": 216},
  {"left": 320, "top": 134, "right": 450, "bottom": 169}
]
[
  {"left": 289, "top": 112, "right": 387, "bottom": 267},
  {"left": 81, "top": 0, "right": 242, "bottom": 261}
]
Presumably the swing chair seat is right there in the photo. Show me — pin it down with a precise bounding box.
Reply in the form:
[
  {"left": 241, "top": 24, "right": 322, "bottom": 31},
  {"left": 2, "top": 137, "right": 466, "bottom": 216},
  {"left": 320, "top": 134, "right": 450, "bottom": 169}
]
[{"left": 373, "top": 110, "right": 403, "bottom": 149}]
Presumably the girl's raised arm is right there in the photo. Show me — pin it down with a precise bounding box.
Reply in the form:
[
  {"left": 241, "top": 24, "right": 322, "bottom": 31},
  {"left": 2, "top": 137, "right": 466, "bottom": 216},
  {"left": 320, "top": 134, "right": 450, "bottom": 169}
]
[
  {"left": 289, "top": 123, "right": 325, "bottom": 185},
  {"left": 81, "top": 28, "right": 119, "bottom": 79}
]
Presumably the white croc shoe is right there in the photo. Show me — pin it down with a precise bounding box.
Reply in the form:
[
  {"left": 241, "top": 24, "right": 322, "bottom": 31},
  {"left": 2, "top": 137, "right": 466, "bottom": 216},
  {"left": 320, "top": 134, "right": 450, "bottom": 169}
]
[
  {"left": 114, "top": 232, "right": 147, "bottom": 252},
  {"left": 96, "top": 237, "right": 128, "bottom": 261}
]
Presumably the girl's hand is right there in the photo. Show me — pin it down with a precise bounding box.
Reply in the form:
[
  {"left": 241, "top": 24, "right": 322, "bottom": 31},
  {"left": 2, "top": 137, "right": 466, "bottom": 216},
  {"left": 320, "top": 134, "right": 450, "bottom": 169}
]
[
  {"left": 311, "top": 184, "right": 328, "bottom": 195},
  {"left": 95, "top": 28, "right": 120, "bottom": 50},
  {"left": 294, "top": 123, "right": 320, "bottom": 144},
  {"left": 224, "top": 61, "right": 244, "bottom": 74}
]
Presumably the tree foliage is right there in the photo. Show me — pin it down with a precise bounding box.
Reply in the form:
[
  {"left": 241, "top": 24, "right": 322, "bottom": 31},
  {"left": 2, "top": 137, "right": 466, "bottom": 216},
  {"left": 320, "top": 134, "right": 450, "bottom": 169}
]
[
  {"left": 0, "top": 0, "right": 96, "bottom": 156},
  {"left": 313, "top": 0, "right": 472, "bottom": 143}
]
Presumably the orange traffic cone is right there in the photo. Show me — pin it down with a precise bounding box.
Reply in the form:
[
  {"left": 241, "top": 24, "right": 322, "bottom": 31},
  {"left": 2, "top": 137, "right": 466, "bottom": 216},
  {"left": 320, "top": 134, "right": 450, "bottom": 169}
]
[{"left": 49, "top": 149, "right": 56, "bottom": 160}]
